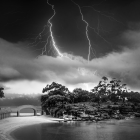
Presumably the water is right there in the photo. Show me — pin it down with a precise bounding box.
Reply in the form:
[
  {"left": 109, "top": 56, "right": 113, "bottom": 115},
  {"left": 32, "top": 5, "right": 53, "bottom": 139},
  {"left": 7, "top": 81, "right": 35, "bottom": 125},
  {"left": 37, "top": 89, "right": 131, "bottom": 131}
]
[{"left": 11, "top": 118, "right": 140, "bottom": 140}]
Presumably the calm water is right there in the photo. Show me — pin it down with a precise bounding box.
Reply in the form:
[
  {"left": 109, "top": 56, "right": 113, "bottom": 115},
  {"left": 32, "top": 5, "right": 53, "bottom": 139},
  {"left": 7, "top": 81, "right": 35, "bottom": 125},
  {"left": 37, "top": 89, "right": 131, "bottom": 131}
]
[{"left": 11, "top": 118, "right": 140, "bottom": 140}]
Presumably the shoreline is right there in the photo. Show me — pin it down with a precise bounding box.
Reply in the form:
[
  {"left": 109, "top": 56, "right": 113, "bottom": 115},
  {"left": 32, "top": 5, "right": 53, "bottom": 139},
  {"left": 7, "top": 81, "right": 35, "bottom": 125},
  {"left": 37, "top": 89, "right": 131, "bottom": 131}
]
[
  {"left": 0, "top": 115, "right": 136, "bottom": 140},
  {"left": 0, "top": 115, "right": 63, "bottom": 140}
]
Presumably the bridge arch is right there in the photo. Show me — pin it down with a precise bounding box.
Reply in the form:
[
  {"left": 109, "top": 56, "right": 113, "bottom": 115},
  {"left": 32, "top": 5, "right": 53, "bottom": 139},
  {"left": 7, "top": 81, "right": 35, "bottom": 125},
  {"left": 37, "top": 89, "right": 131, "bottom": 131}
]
[{"left": 16, "top": 105, "right": 39, "bottom": 117}]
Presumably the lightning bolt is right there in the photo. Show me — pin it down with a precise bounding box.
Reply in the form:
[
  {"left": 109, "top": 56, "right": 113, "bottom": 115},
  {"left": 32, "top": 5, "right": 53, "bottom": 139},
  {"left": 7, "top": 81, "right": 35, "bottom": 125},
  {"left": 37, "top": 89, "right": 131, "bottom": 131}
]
[
  {"left": 82, "top": 5, "right": 124, "bottom": 26},
  {"left": 27, "top": 0, "right": 122, "bottom": 62},
  {"left": 47, "top": 0, "right": 63, "bottom": 57},
  {"left": 72, "top": 0, "right": 123, "bottom": 62},
  {"left": 27, "top": 0, "right": 63, "bottom": 58},
  {"left": 26, "top": 25, "right": 48, "bottom": 49},
  {"left": 71, "top": 0, "right": 92, "bottom": 62}
]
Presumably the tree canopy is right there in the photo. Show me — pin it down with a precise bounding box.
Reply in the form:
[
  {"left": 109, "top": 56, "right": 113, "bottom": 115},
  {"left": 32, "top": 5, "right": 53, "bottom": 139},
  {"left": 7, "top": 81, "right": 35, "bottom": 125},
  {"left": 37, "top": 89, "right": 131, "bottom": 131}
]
[{"left": 41, "top": 82, "right": 71, "bottom": 112}]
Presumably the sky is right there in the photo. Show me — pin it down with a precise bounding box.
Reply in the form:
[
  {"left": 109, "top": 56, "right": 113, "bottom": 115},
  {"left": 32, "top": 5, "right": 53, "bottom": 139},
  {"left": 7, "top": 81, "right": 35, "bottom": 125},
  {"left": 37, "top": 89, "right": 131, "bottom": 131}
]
[{"left": 1, "top": 0, "right": 140, "bottom": 94}]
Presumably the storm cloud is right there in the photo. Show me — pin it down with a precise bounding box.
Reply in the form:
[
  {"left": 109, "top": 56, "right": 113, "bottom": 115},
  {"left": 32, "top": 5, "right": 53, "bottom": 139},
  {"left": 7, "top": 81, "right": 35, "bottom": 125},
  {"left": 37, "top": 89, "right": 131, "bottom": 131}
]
[{"left": 1, "top": 26, "right": 140, "bottom": 93}]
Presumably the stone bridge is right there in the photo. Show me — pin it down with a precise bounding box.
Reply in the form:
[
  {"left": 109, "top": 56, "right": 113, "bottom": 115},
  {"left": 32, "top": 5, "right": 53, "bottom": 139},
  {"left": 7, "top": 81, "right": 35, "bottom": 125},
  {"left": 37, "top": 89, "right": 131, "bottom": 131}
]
[{"left": 13, "top": 105, "right": 44, "bottom": 117}]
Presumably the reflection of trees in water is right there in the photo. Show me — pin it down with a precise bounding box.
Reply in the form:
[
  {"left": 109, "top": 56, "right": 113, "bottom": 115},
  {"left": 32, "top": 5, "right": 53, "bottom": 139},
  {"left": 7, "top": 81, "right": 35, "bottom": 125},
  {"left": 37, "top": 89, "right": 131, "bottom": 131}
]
[{"left": 13, "top": 120, "right": 140, "bottom": 140}]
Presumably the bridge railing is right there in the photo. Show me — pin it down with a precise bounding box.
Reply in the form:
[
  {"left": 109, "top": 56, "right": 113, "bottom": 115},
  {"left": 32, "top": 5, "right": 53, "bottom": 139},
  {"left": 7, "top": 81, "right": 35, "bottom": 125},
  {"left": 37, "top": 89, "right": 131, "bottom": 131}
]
[{"left": 0, "top": 108, "right": 12, "bottom": 120}]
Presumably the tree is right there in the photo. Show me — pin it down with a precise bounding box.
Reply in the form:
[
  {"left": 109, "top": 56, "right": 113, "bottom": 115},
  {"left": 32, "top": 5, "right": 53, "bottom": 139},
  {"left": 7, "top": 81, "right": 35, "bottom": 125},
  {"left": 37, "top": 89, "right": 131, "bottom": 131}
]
[
  {"left": 72, "top": 88, "right": 90, "bottom": 103},
  {"left": 41, "top": 82, "right": 71, "bottom": 115},
  {"left": 91, "top": 77, "right": 128, "bottom": 104},
  {"left": 107, "top": 78, "right": 128, "bottom": 102},
  {"left": 0, "top": 87, "right": 4, "bottom": 109},
  {"left": 42, "top": 82, "right": 69, "bottom": 94},
  {"left": 0, "top": 87, "right": 4, "bottom": 98},
  {"left": 91, "top": 76, "right": 108, "bottom": 105}
]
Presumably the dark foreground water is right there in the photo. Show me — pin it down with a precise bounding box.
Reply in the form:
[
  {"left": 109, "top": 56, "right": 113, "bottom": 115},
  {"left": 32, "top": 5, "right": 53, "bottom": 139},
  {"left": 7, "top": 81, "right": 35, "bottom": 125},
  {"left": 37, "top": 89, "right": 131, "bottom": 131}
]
[{"left": 11, "top": 118, "right": 140, "bottom": 140}]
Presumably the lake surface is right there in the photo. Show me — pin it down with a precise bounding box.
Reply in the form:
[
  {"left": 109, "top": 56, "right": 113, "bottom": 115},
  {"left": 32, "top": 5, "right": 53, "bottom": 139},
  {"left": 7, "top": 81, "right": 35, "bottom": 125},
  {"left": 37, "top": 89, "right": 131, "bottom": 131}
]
[{"left": 11, "top": 118, "right": 140, "bottom": 140}]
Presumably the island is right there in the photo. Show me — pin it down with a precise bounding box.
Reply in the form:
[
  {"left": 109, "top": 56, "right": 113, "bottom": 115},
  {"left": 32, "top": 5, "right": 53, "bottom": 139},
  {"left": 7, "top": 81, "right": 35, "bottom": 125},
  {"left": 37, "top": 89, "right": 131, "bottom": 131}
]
[{"left": 41, "top": 77, "right": 140, "bottom": 122}]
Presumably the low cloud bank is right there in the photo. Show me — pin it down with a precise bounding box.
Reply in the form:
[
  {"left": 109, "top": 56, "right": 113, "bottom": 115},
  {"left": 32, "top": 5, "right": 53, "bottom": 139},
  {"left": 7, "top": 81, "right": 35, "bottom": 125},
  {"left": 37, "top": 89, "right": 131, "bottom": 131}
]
[
  {"left": 1, "top": 26, "right": 140, "bottom": 93},
  {"left": 0, "top": 93, "right": 40, "bottom": 106}
]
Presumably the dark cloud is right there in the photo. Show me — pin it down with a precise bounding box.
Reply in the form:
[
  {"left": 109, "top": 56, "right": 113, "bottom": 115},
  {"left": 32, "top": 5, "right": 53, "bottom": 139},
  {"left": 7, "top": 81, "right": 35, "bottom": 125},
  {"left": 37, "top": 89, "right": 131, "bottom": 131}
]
[
  {"left": 1, "top": 24, "right": 140, "bottom": 93},
  {"left": 88, "top": 26, "right": 140, "bottom": 90}
]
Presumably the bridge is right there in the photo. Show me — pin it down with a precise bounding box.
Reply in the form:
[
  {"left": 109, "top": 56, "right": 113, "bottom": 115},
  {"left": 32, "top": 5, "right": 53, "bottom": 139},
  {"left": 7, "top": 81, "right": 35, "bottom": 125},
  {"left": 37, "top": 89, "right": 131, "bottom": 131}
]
[{"left": 11, "top": 105, "right": 44, "bottom": 117}]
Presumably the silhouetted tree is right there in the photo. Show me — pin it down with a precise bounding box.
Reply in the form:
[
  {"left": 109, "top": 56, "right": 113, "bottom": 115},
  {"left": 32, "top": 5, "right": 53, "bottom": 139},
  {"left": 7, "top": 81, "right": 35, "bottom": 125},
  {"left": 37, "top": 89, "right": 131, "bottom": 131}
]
[
  {"left": 42, "top": 82, "right": 69, "bottom": 94},
  {"left": 41, "top": 82, "right": 71, "bottom": 115},
  {"left": 91, "top": 76, "right": 108, "bottom": 105},
  {"left": 0, "top": 87, "right": 4, "bottom": 98},
  {"left": 91, "top": 77, "right": 128, "bottom": 104}
]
